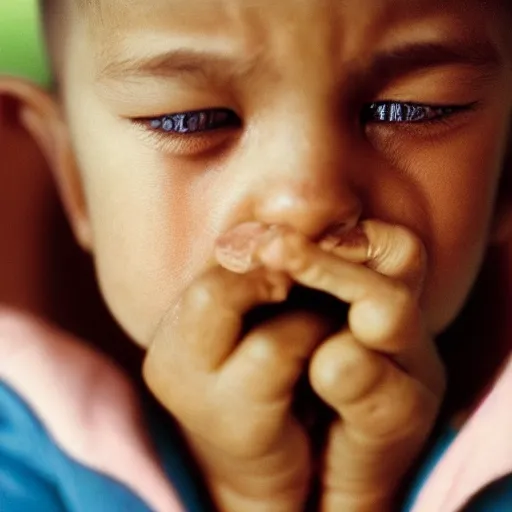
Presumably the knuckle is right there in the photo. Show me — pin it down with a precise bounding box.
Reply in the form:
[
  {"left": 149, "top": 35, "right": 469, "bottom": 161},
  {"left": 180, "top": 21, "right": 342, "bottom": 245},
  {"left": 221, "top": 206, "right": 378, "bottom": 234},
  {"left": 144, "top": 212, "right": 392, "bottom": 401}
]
[
  {"left": 351, "top": 284, "right": 416, "bottom": 349},
  {"left": 361, "top": 396, "right": 401, "bottom": 435},
  {"left": 363, "top": 386, "right": 438, "bottom": 440},
  {"left": 360, "top": 396, "right": 409, "bottom": 439},
  {"left": 330, "top": 344, "right": 368, "bottom": 383},
  {"left": 246, "top": 312, "right": 326, "bottom": 371},
  {"left": 183, "top": 271, "right": 226, "bottom": 313},
  {"left": 244, "top": 331, "right": 282, "bottom": 364},
  {"left": 314, "top": 341, "right": 379, "bottom": 403}
]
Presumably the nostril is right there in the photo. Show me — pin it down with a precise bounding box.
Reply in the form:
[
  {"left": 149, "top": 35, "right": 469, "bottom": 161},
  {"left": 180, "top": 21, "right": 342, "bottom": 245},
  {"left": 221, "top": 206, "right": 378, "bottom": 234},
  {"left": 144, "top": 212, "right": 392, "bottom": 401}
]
[{"left": 253, "top": 182, "right": 362, "bottom": 242}]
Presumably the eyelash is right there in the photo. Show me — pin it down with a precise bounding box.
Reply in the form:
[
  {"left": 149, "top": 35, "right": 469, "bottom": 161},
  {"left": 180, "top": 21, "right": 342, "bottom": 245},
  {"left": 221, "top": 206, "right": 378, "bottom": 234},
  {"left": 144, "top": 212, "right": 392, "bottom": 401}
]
[
  {"left": 141, "top": 108, "right": 240, "bottom": 135},
  {"left": 361, "top": 101, "right": 475, "bottom": 124},
  {"left": 138, "top": 101, "right": 475, "bottom": 138}
]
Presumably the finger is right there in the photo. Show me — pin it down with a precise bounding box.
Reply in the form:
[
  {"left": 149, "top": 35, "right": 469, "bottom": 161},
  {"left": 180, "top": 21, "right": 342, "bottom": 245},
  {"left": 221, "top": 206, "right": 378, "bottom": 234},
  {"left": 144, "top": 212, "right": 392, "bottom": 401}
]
[
  {"left": 203, "top": 311, "right": 332, "bottom": 458},
  {"left": 361, "top": 220, "right": 427, "bottom": 296},
  {"left": 257, "top": 225, "right": 383, "bottom": 304},
  {"left": 315, "top": 221, "right": 427, "bottom": 295},
  {"left": 255, "top": 226, "right": 412, "bottom": 347},
  {"left": 348, "top": 284, "right": 444, "bottom": 395},
  {"left": 217, "top": 222, "right": 406, "bottom": 305},
  {"left": 217, "top": 220, "right": 426, "bottom": 294},
  {"left": 310, "top": 329, "right": 386, "bottom": 409},
  {"left": 309, "top": 329, "right": 441, "bottom": 436},
  {"left": 220, "top": 310, "right": 332, "bottom": 404},
  {"left": 310, "top": 334, "right": 441, "bottom": 505},
  {"left": 253, "top": 227, "right": 445, "bottom": 394},
  {"left": 143, "top": 266, "right": 292, "bottom": 407},
  {"left": 215, "top": 223, "right": 443, "bottom": 393},
  {"left": 216, "top": 223, "right": 411, "bottom": 349}
]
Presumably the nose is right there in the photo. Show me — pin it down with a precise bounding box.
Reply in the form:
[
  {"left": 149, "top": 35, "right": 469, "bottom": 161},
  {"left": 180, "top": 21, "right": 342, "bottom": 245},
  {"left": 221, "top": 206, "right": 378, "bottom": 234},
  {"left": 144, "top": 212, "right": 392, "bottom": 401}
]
[{"left": 250, "top": 114, "right": 362, "bottom": 241}]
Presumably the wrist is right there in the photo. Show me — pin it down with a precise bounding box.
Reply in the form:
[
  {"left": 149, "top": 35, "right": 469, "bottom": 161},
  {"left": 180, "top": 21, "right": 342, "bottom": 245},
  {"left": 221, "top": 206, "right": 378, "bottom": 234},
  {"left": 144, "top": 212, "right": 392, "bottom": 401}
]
[
  {"left": 185, "top": 429, "right": 311, "bottom": 512},
  {"left": 319, "top": 489, "right": 394, "bottom": 512},
  {"left": 209, "top": 479, "right": 308, "bottom": 512},
  {"left": 206, "top": 455, "right": 310, "bottom": 512}
]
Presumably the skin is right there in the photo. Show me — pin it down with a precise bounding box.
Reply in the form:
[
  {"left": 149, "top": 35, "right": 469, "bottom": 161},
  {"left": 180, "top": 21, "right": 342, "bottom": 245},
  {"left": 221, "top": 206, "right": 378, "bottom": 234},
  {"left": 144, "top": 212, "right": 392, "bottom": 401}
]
[
  {"left": 55, "top": 0, "right": 512, "bottom": 343},
  {"left": 2, "top": 0, "right": 512, "bottom": 509}
]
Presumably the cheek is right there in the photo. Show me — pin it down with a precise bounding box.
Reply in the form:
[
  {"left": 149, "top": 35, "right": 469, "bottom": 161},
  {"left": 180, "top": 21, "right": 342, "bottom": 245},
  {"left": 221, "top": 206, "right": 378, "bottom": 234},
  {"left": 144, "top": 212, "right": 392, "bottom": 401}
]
[
  {"left": 68, "top": 105, "right": 222, "bottom": 344},
  {"left": 408, "top": 121, "right": 508, "bottom": 332}
]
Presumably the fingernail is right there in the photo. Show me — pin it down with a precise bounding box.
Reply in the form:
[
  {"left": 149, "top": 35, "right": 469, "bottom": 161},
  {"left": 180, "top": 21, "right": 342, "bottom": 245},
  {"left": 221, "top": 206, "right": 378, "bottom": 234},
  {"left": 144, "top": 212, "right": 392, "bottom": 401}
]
[
  {"left": 215, "top": 222, "right": 278, "bottom": 274},
  {"left": 320, "top": 226, "right": 370, "bottom": 262},
  {"left": 257, "top": 236, "right": 287, "bottom": 269}
]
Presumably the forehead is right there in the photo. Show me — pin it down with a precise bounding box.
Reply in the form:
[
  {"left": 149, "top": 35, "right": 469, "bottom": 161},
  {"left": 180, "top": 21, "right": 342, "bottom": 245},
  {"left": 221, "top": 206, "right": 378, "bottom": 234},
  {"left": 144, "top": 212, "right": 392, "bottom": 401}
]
[
  {"left": 83, "top": 0, "right": 500, "bottom": 27},
  {"left": 73, "top": 0, "right": 509, "bottom": 80},
  {"left": 81, "top": 0, "right": 504, "bottom": 46},
  {"left": 84, "top": 0, "right": 500, "bottom": 26}
]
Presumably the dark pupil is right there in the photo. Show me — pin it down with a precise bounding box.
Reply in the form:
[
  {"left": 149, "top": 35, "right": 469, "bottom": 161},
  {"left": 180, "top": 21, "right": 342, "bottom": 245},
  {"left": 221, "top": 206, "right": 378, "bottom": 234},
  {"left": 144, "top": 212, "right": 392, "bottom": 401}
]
[
  {"left": 365, "top": 103, "right": 438, "bottom": 123},
  {"left": 151, "top": 110, "right": 232, "bottom": 133}
]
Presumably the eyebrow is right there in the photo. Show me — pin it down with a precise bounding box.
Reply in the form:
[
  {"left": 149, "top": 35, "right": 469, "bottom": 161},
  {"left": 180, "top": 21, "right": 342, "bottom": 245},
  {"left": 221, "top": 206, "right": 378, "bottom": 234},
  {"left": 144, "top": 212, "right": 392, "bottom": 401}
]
[
  {"left": 98, "top": 47, "right": 263, "bottom": 86},
  {"left": 365, "top": 39, "right": 503, "bottom": 84},
  {"left": 98, "top": 37, "right": 503, "bottom": 87}
]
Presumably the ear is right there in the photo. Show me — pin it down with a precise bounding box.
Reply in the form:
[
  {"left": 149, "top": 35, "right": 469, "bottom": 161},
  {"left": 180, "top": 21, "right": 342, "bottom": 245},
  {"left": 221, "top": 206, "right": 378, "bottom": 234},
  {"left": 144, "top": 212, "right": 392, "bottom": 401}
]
[{"left": 0, "top": 77, "right": 92, "bottom": 251}]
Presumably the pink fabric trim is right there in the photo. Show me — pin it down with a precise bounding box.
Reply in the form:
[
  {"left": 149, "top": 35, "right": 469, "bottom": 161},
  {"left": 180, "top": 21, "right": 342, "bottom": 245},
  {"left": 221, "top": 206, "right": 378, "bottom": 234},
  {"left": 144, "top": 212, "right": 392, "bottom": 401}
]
[
  {"left": 412, "top": 355, "right": 512, "bottom": 511},
  {"left": 0, "top": 307, "right": 184, "bottom": 512}
]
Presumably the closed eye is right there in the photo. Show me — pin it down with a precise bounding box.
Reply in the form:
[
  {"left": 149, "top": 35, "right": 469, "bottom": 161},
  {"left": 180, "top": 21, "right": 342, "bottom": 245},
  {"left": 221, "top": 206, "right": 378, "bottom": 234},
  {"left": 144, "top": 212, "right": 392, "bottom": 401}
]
[{"left": 361, "top": 101, "right": 477, "bottom": 124}]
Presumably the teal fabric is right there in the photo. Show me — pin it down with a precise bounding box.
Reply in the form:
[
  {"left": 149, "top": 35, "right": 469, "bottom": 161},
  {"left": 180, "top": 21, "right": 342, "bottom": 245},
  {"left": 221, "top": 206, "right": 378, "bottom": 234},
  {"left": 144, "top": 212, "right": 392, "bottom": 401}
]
[
  {"left": 2, "top": 377, "right": 512, "bottom": 512},
  {"left": 0, "top": 380, "right": 209, "bottom": 512},
  {"left": 401, "top": 427, "right": 458, "bottom": 511},
  {"left": 463, "top": 474, "right": 512, "bottom": 511},
  {"left": 0, "top": 380, "right": 154, "bottom": 511},
  {"left": 143, "top": 395, "right": 211, "bottom": 512}
]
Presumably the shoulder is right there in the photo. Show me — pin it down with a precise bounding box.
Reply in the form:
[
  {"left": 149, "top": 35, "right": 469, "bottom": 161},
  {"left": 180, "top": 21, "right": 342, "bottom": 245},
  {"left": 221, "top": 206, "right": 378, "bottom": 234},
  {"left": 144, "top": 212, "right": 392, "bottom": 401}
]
[
  {"left": 0, "top": 307, "right": 183, "bottom": 512},
  {"left": 0, "top": 306, "right": 145, "bottom": 470},
  {"left": 411, "top": 355, "right": 512, "bottom": 512}
]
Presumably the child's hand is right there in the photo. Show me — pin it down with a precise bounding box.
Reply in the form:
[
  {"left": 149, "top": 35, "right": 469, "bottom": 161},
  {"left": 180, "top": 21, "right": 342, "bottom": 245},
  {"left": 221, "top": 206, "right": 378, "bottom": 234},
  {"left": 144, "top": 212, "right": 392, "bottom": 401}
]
[
  {"left": 249, "top": 221, "right": 446, "bottom": 511},
  {"left": 143, "top": 226, "right": 333, "bottom": 512}
]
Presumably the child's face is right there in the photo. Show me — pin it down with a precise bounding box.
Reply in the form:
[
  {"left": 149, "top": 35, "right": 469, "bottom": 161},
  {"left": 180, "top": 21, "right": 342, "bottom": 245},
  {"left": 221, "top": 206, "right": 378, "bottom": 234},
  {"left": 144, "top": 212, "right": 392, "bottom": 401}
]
[{"left": 56, "top": 0, "right": 511, "bottom": 345}]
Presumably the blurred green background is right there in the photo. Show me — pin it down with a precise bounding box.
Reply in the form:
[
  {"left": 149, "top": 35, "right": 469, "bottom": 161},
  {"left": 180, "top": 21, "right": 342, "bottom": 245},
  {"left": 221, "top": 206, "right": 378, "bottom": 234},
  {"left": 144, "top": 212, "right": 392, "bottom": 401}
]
[{"left": 0, "top": 0, "right": 50, "bottom": 86}]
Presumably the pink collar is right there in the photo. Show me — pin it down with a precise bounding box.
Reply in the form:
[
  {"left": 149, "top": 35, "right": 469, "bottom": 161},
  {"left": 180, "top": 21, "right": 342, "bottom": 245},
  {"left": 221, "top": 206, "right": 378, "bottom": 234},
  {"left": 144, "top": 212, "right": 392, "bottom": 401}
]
[{"left": 412, "top": 355, "right": 512, "bottom": 511}]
